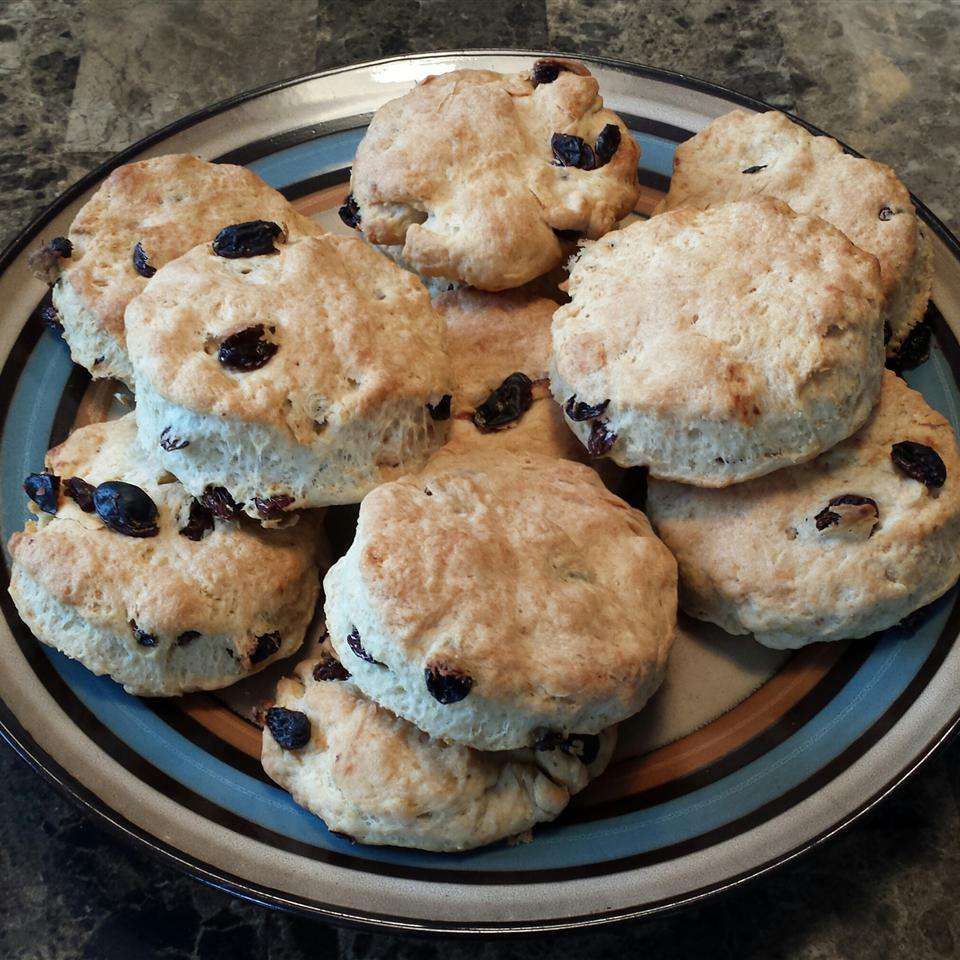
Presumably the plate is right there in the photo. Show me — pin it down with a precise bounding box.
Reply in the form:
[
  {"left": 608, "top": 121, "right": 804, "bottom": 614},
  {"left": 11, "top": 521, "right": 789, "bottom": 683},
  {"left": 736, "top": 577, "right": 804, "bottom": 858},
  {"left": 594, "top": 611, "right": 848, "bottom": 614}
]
[{"left": 1, "top": 51, "right": 959, "bottom": 935}]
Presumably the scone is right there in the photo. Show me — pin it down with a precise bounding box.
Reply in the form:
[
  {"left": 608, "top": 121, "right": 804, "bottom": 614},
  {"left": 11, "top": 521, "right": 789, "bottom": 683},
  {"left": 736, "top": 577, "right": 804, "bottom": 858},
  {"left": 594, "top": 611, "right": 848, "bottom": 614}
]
[
  {"left": 261, "top": 654, "right": 616, "bottom": 852},
  {"left": 125, "top": 231, "right": 452, "bottom": 517},
  {"left": 646, "top": 372, "right": 960, "bottom": 649},
  {"left": 324, "top": 446, "right": 677, "bottom": 751},
  {"left": 436, "top": 288, "right": 585, "bottom": 461},
  {"left": 550, "top": 198, "right": 885, "bottom": 487},
  {"left": 344, "top": 59, "right": 639, "bottom": 291},
  {"left": 7, "top": 414, "right": 321, "bottom": 695},
  {"left": 655, "top": 109, "right": 931, "bottom": 356},
  {"left": 29, "top": 155, "right": 320, "bottom": 387}
]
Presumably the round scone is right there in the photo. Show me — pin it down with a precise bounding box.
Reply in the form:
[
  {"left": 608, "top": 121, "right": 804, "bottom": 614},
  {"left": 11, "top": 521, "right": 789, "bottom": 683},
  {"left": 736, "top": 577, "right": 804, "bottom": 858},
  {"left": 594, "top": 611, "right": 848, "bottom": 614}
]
[
  {"left": 345, "top": 59, "right": 639, "bottom": 291},
  {"left": 646, "top": 371, "right": 960, "bottom": 649},
  {"left": 436, "top": 288, "right": 585, "bottom": 461},
  {"left": 126, "top": 231, "right": 452, "bottom": 517},
  {"left": 261, "top": 654, "right": 616, "bottom": 852},
  {"left": 550, "top": 197, "right": 885, "bottom": 486},
  {"left": 28, "top": 155, "right": 319, "bottom": 387},
  {"left": 655, "top": 109, "right": 931, "bottom": 356},
  {"left": 324, "top": 446, "right": 677, "bottom": 750},
  {"left": 7, "top": 414, "right": 321, "bottom": 695}
]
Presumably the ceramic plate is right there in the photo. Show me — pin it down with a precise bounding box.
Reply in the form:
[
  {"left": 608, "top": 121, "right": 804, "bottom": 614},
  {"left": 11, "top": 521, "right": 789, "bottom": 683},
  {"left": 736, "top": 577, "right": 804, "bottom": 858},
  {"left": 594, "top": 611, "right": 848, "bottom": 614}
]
[{"left": 2, "top": 51, "right": 959, "bottom": 936}]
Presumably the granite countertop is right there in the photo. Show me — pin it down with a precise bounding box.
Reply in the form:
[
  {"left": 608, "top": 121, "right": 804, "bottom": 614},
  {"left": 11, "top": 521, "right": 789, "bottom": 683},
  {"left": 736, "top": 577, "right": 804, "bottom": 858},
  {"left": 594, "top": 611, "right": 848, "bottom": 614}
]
[{"left": 1, "top": 1, "right": 959, "bottom": 957}]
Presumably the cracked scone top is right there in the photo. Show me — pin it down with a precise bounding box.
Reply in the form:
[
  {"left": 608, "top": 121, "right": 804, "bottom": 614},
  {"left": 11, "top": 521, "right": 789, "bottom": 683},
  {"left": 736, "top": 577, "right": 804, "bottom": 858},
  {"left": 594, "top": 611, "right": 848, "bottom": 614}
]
[
  {"left": 7, "top": 414, "right": 321, "bottom": 696},
  {"left": 125, "top": 231, "right": 453, "bottom": 517},
  {"left": 346, "top": 60, "right": 640, "bottom": 291},
  {"left": 655, "top": 109, "right": 931, "bottom": 356},
  {"left": 550, "top": 197, "right": 885, "bottom": 487},
  {"left": 31, "top": 154, "right": 319, "bottom": 387},
  {"left": 645, "top": 372, "right": 960, "bottom": 649},
  {"left": 324, "top": 446, "right": 677, "bottom": 751},
  {"left": 261, "top": 656, "right": 616, "bottom": 852}
]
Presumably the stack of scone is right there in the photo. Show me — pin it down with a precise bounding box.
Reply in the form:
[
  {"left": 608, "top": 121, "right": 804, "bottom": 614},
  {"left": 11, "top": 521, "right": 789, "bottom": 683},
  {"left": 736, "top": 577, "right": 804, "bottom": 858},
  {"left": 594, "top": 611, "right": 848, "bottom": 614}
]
[{"left": 9, "top": 58, "right": 960, "bottom": 854}]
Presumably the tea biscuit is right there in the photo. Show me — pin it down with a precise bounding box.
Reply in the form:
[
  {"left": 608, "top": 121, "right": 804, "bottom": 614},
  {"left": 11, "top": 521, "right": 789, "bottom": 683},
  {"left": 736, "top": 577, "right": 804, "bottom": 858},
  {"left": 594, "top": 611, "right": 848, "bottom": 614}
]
[
  {"left": 646, "top": 372, "right": 960, "bottom": 648},
  {"left": 7, "top": 414, "right": 321, "bottom": 695}
]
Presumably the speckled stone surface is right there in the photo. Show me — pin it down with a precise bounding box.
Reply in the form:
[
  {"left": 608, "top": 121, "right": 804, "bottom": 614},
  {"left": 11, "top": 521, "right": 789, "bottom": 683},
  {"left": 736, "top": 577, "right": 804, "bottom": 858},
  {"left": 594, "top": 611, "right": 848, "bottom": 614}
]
[{"left": 1, "top": 1, "right": 959, "bottom": 957}]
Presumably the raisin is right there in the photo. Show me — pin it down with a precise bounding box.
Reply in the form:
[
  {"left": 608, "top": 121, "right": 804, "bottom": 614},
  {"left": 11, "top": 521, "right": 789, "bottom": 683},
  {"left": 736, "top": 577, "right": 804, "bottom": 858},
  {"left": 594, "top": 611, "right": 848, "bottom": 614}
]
[
  {"left": 159, "top": 426, "right": 189, "bottom": 451},
  {"left": 534, "top": 731, "right": 600, "bottom": 765},
  {"left": 176, "top": 630, "right": 201, "bottom": 647},
  {"left": 29, "top": 237, "right": 72, "bottom": 284},
  {"left": 253, "top": 494, "right": 294, "bottom": 520},
  {"left": 564, "top": 395, "right": 609, "bottom": 421},
  {"left": 132, "top": 241, "right": 156, "bottom": 278},
  {"left": 338, "top": 194, "right": 361, "bottom": 229},
  {"left": 551, "top": 133, "right": 596, "bottom": 170},
  {"left": 250, "top": 631, "right": 282, "bottom": 665},
  {"left": 427, "top": 395, "right": 451, "bottom": 421},
  {"left": 38, "top": 303, "right": 63, "bottom": 335},
  {"left": 587, "top": 419, "right": 617, "bottom": 456},
  {"left": 212, "top": 220, "right": 284, "bottom": 258},
  {"left": 742, "top": 164, "right": 767, "bottom": 174},
  {"left": 473, "top": 372, "right": 533, "bottom": 432},
  {"left": 313, "top": 657, "right": 351, "bottom": 682},
  {"left": 218, "top": 324, "right": 278, "bottom": 372},
  {"left": 593, "top": 124, "right": 621, "bottom": 167},
  {"left": 887, "top": 321, "right": 931, "bottom": 375},
  {"left": 814, "top": 494, "right": 879, "bottom": 537},
  {"left": 891, "top": 441, "right": 946, "bottom": 488},
  {"left": 130, "top": 620, "right": 158, "bottom": 647},
  {"left": 179, "top": 498, "right": 215, "bottom": 541},
  {"left": 879, "top": 206, "right": 895, "bottom": 221},
  {"left": 63, "top": 476, "right": 95, "bottom": 512},
  {"left": 49, "top": 236, "right": 72, "bottom": 257},
  {"left": 23, "top": 472, "right": 59, "bottom": 514},
  {"left": 265, "top": 706, "right": 311, "bottom": 749},
  {"left": 347, "top": 627, "right": 382, "bottom": 665},
  {"left": 425, "top": 664, "right": 473, "bottom": 704},
  {"left": 93, "top": 481, "right": 160, "bottom": 538},
  {"left": 200, "top": 485, "right": 242, "bottom": 521},
  {"left": 531, "top": 59, "right": 567, "bottom": 85}
]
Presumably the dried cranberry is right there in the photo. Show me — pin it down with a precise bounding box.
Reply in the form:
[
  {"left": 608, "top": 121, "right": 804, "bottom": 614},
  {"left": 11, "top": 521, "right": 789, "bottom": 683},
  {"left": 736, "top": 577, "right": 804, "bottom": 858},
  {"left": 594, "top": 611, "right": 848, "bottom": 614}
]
[
  {"left": 534, "top": 731, "right": 600, "bottom": 765},
  {"left": 531, "top": 60, "right": 567, "bottom": 85},
  {"left": 473, "top": 372, "right": 533, "bottom": 432},
  {"left": 313, "top": 657, "right": 351, "bottom": 682},
  {"left": 879, "top": 206, "right": 895, "bottom": 221},
  {"left": 593, "top": 124, "right": 621, "bottom": 167},
  {"left": 347, "top": 627, "right": 382, "bottom": 665},
  {"left": 130, "top": 620, "right": 158, "bottom": 647},
  {"left": 425, "top": 664, "right": 473, "bottom": 704},
  {"left": 814, "top": 494, "right": 879, "bottom": 535},
  {"left": 338, "top": 194, "right": 361, "bottom": 229},
  {"left": 742, "top": 164, "right": 767, "bottom": 174},
  {"left": 132, "top": 241, "right": 156, "bottom": 278},
  {"left": 887, "top": 321, "right": 931, "bottom": 375},
  {"left": 179, "top": 498, "right": 215, "bottom": 541},
  {"left": 552, "top": 133, "right": 596, "bottom": 170},
  {"left": 38, "top": 303, "right": 63, "bottom": 335},
  {"left": 199, "top": 486, "right": 242, "bottom": 521},
  {"left": 93, "top": 481, "right": 159, "bottom": 538},
  {"left": 265, "top": 706, "right": 311, "bottom": 749},
  {"left": 212, "top": 220, "right": 284, "bottom": 258},
  {"left": 564, "top": 395, "right": 609, "bottom": 421},
  {"left": 250, "top": 631, "right": 281, "bottom": 665},
  {"left": 253, "top": 494, "right": 294, "bottom": 520},
  {"left": 23, "top": 472, "right": 59, "bottom": 514},
  {"left": 217, "top": 324, "right": 278, "bottom": 372},
  {"left": 891, "top": 441, "right": 946, "bottom": 488},
  {"left": 587, "top": 419, "right": 617, "bottom": 456},
  {"left": 63, "top": 476, "right": 95, "bottom": 512},
  {"left": 427, "top": 395, "right": 451, "bottom": 421},
  {"left": 159, "top": 426, "right": 189, "bottom": 451},
  {"left": 176, "top": 630, "right": 201, "bottom": 647}
]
